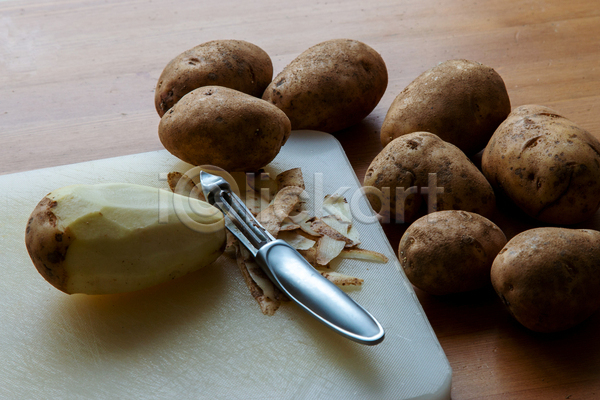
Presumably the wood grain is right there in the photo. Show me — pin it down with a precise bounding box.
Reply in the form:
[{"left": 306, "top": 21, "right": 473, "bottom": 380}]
[{"left": 2, "top": 0, "right": 600, "bottom": 398}]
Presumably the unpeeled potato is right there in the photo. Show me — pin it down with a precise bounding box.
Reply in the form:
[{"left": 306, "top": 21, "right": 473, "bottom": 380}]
[
  {"left": 155, "top": 40, "right": 273, "bottom": 117},
  {"left": 381, "top": 59, "right": 510, "bottom": 156},
  {"left": 262, "top": 39, "right": 388, "bottom": 133},
  {"left": 363, "top": 132, "right": 496, "bottom": 223},
  {"left": 482, "top": 105, "right": 600, "bottom": 225},
  {"left": 491, "top": 227, "right": 600, "bottom": 332},
  {"left": 159, "top": 86, "right": 291, "bottom": 172},
  {"left": 400, "top": 210, "right": 507, "bottom": 295}
]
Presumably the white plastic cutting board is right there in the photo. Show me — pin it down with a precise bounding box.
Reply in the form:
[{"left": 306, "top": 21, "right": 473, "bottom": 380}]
[{"left": 0, "top": 130, "right": 451, "bottom": 400}]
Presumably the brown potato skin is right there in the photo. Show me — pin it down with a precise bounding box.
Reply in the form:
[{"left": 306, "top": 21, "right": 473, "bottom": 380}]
[
  {"left": 25, "top": 196, "right": 72, "bottom": 293},
  {"left": 363, "top": 132, "right": 496, "bottom": 223},
  {"left": 155, "top": 40, "right": 273, "bottom": 117},
  {"left": 381, "top": 59, "right": 510, "bottom": 156},
  {"left": 159, "top": 86, "right": 291, "bottom": 172},
  {"left": 399, "top": 210, "right": 507, "bottom": 295},
  {"left": 491, "top": 227, "right": 600, "bottom": 332},
  {"left": 482, "top": 105, "right": 600, "bottom": 225},
  {"left": 262, "top": 39, "right": 388, "bottom": 133}
]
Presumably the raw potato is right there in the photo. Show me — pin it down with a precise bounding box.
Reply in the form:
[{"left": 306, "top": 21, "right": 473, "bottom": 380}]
[
  {"left": 482, "top": 105, "right": 600, "bottom": 225},
  {"left": 381, "top": 59, "right": 511, "bottom": 156},
  {"left": 363, "top": 132, "right": 496, "bottom": 223},
  {"left": 262, "top": 39, "right": 387, "bottom": 133},
  {"left": 399, "top": 211, "right": 507, "bottom": 295},
  {"left": 25, "top": 183, "right": 226, "bottom": 295},
  {"left": 159, "top": 86, "right": 291, "bottom": 172},
  {"left": 491, "top": 227, "right": 600, "bottom": 332},
  {"left": 155, "top": 40, "right": 273, "bottom": 117}
]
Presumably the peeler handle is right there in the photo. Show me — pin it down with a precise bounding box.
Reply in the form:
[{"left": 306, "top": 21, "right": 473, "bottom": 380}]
[{"left": 255, "top": 240, "right": 385, "bottom": 345}]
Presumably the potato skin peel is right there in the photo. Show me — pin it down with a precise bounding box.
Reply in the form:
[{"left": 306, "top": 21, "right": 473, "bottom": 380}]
[
  {"left": 491, "top": 228, "right": 600, "bottom": 332},
  {"left": 159, "top": 86, "right": 291, "bottom": 172},
  {"left": 262, "top": 39, "right": 388, "bottom": 133},
  {"left": 25, "top": 197, "right": 72, "bottom": 292},
  {"left": 399, "top": 210, "right": 507, "bottom": 295},
  {"left": 381, "top": 59, "right": 510, "bottom": 156},
  {"left": 482, "top": 105, "right": 600, "bottom": 225},
  {"left": 155, "top": 40, "right": 273, "bottom": 117}
]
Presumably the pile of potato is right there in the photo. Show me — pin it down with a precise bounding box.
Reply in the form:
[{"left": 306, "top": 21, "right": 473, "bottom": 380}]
[
  {"left": 367, "top": 59, "right": 600, "bottom": 333},
  {"left": 155, "top": 38, "right": 388, "bottom": 172},
  {"left": 153, "top": 38, "right": 600, "bottom": 333}
]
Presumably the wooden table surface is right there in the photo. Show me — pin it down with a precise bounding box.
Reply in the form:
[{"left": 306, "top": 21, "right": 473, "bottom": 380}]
[{"left": 2, "top": 0, "right": 600, "bottom": 398}]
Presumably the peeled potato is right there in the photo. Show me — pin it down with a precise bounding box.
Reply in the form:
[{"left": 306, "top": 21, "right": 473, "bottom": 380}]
[{"left": 25, "top": 183, "right": 226, "bottom": 295}]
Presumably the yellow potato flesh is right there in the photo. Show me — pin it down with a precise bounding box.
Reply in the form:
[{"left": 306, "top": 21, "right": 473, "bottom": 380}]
[{"left": 28, "top": 183, "right": 225, "bottom": 295}]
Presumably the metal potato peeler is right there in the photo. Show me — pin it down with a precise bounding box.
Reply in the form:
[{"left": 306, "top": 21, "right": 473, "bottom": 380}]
[{"left": 199, "top": 171, "right": 385, "bottom": 345}]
